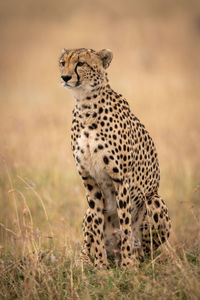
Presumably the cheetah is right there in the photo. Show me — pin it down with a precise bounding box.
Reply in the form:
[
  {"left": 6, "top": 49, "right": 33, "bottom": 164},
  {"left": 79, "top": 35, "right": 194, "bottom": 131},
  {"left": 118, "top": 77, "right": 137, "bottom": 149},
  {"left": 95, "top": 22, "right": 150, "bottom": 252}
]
[{"left": 59, "top": 48, "right": 171, "bottom": 268}]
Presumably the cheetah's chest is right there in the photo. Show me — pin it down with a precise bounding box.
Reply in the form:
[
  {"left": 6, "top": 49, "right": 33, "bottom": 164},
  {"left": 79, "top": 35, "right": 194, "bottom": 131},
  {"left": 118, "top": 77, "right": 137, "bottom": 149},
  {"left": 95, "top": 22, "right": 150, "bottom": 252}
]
[
  {"left": 75, "top": 131, "right": 102, "bottom": 178},
  {"left": 75, "top": 131, "right": 117, "bottom": 214}
]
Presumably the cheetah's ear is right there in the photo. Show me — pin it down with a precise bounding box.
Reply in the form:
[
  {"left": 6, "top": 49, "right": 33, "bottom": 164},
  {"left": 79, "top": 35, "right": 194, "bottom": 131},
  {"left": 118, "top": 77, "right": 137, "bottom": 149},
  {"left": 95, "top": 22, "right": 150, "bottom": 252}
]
[
  {"left": 61, "top": 48, "right": 67, "bottom": 54},
  {"left": 61, "top": 48, "right": 72, "bottom": 55},
  {"left": 97, "top": 49, "right": 113, "bottom": 69}
]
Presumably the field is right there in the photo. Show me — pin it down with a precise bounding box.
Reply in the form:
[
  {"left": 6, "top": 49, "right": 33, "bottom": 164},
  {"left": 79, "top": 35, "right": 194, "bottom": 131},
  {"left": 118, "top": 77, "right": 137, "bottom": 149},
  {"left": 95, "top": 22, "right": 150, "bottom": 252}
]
[{"left": 0, "top": 0, "right": 200, "bottom": 299}]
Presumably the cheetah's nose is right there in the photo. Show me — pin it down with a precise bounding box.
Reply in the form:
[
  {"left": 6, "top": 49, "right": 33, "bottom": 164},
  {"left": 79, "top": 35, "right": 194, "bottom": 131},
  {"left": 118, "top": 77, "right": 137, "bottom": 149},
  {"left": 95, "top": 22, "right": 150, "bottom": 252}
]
[{"left": 61, "top": 75, "right": 72, "bottom": 83}]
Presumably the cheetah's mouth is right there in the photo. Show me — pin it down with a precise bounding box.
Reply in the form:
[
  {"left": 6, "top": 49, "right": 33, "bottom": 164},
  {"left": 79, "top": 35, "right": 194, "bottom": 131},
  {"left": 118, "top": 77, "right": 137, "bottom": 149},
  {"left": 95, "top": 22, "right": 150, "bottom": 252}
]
[{"left": 62, "top": 81, "right": 81, "bottom": 89}]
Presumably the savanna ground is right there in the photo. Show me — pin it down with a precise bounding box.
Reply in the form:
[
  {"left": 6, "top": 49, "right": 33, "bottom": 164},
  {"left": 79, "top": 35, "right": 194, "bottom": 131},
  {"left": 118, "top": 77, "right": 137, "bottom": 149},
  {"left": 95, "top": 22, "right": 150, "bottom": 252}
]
[{"left": 0, "top": 1, "right": 200, "bottom": 299}]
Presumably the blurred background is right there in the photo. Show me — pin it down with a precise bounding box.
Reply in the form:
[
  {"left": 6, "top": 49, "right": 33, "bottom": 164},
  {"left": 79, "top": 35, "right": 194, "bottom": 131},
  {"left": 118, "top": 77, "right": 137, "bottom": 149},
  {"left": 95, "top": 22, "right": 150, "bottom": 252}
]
[{"left": 0, "top": 0, "right": 200, "bottom": 250}]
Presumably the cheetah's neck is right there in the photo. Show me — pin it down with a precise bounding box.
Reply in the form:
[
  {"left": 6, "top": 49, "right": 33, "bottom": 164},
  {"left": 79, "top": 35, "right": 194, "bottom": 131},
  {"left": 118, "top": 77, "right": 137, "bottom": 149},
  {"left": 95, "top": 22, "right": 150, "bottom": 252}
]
[{"left": 71, "top": 73, "right": 109, "bottom": 102}]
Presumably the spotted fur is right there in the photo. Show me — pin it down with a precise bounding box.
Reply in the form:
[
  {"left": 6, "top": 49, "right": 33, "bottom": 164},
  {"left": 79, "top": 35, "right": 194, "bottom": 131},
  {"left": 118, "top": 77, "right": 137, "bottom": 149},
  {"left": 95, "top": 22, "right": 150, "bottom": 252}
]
[{"left": 59, "top": 48, "right": 171, "bottom": 268}]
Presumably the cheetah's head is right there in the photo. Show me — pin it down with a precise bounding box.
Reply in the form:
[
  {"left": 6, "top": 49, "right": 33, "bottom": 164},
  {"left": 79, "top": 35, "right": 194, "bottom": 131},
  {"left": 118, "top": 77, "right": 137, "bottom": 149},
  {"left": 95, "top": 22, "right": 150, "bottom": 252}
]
[{"left": 59, "top": 48, "right": 113, "bottom": 93}]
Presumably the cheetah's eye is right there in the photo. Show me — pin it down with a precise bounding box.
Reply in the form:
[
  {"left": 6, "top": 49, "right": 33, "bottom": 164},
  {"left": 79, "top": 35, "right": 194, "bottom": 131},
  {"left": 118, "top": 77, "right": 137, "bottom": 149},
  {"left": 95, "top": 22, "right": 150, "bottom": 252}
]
[
  {"left": 60, "top": 61, "right": 65, "bottom": 67},
  {"left": 77, "top": 61, "right": 85, "bottom": 67}
]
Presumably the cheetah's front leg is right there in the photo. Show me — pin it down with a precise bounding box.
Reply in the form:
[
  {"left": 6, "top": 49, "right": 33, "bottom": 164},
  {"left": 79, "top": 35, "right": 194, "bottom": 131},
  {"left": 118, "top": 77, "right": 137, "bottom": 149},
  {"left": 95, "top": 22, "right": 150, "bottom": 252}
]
[
  {"left": 81, "top": 174, "right": 108, "bottom": 268},
  {"left": 114, "top": 179, "right": 138, "bottom": 268},
  {"left": 81, "top": 208, "right": 94, "bottom": 265}
]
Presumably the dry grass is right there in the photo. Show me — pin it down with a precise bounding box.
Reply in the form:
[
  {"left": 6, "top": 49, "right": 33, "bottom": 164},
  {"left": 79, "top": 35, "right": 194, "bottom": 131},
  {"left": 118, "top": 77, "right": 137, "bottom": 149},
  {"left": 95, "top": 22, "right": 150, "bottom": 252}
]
[{"left": 0, "top": 0, "right": 200, "bottom": 299}]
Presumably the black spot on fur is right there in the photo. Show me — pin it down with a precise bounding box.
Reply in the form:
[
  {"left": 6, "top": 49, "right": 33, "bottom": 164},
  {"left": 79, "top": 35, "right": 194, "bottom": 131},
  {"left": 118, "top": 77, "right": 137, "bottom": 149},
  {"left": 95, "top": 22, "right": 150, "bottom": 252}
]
[
  {"left": 119, "top": 200, "right": 123, "bottom": 209},
  {"left": 95, "top": 192, "right": 102, "bottom": 199},
  {"left": 87, "top": 184, "right": 93, "bottom": 191},
  {"left": 84, "top": 132, "right": 89, "bottom": 138},
  {"left": 155, "top": 200, "right": 160, "bottom": 207},
  {"left": 153, "top": 213, "right": 158, "bottom": 223},
  {"left": 125, "top": 217, "right": 129, "bottom": 224},
  {"left": 89, "top": 200, "right": 95, "bottom": 209},
  {"left": 87, "top": 216, "right": 92, "bottom": 222},
  {"left": 103, "top": 156, "right": 109, "bottom": 164}
]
